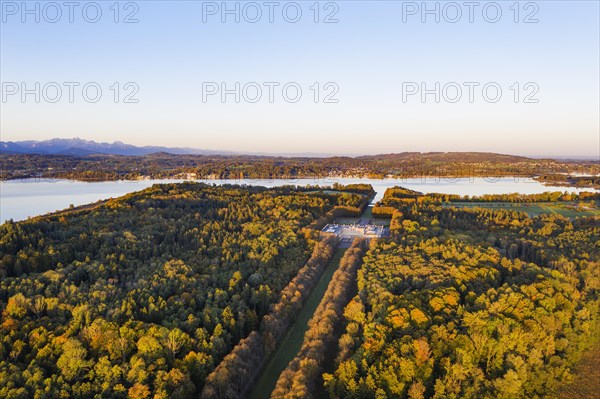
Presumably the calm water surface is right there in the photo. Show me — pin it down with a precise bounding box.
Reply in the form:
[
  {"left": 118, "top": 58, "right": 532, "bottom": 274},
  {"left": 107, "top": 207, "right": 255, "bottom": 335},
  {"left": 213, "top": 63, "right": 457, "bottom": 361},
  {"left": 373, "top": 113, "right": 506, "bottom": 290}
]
[{"left": 1, "top": 177, "right": 597, "bottom": 223}]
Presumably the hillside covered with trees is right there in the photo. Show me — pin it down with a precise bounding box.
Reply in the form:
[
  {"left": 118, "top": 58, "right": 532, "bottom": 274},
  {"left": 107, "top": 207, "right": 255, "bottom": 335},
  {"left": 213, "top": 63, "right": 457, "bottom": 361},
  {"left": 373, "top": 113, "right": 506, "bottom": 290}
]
[{"left": 2, "top": 152, "right": 598, "bottom": 185}]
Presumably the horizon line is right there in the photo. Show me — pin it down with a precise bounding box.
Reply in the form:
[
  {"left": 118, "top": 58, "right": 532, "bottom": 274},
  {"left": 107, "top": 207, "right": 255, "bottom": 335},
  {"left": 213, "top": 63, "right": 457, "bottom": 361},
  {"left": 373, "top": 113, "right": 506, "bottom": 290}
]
[{"left": 1, "top": 137, "right": 599, "bottom": 161}]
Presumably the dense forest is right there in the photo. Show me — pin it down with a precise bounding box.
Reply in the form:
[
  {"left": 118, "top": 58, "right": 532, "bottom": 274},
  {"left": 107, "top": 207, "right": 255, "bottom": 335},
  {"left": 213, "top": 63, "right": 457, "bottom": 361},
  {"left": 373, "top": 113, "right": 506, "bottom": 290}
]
[
  {"left": 200, "top": 236, "right": 338, "bottom": 399},
  {"left": 0, "top": 183, "right": 370, "bottom": 398},
  {"left": 1, "top": 180, "right": 598, "bottom": 398},
  {"left": 324, "top": 188, "right": 600, "bottom": 398},
  {"left": 2, "top": 152, "right": 598, "bottom": 185}
]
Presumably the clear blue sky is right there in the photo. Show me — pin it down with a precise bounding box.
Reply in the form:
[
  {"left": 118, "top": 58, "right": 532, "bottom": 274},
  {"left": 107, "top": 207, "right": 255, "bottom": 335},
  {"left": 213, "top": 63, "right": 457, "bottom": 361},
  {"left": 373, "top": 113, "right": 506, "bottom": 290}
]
[{"left": 1, "top": 0, "right": 599, "bottom": 157}]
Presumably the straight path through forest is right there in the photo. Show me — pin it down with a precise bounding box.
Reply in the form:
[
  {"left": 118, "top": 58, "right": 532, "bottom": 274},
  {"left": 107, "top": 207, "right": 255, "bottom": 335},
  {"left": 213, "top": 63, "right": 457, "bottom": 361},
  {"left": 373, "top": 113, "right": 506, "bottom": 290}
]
[
  {"left": 247, "top": 248, "right": 347, "bottom": 399},
  {"left": 247, "top": 200, "right": 375, "bottom": 399}
]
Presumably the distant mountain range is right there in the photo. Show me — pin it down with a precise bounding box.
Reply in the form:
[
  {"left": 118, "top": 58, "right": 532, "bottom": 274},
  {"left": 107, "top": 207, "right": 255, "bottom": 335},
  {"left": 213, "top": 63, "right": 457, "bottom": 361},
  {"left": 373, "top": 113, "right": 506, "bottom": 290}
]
[
  {"left": 0, "top": 138, "right": 233, "bottom": 156},
  {"left": 1, "top": 138, "right": 596, "bottom": 161}
]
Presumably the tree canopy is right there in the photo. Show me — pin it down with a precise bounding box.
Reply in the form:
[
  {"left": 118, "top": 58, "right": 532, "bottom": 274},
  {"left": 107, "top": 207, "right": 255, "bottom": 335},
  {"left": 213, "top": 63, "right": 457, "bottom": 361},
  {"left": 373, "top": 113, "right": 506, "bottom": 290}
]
[
  {"left": 0, "top": 183, "right": 368, "bottom": 398},
  {"left": 325, "top": 188, "right": 600, "bottom": 399}
]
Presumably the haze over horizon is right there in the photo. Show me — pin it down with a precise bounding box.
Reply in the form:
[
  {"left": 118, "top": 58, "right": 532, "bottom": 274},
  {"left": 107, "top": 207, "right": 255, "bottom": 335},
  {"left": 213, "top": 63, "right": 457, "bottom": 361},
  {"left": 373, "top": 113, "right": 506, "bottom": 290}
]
[
  {"left": 1, "top": 136, "right": 599, "bottom": 160},
  {"left": 1, "top": 1, "right": 599, "bottom": 158}
]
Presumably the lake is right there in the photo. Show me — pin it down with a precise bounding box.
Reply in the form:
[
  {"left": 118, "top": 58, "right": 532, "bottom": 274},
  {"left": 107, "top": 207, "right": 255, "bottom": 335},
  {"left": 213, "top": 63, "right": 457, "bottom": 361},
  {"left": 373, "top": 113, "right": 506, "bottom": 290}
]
[{"left": 1, "top": 177, "right": 597, "bottom": 223}]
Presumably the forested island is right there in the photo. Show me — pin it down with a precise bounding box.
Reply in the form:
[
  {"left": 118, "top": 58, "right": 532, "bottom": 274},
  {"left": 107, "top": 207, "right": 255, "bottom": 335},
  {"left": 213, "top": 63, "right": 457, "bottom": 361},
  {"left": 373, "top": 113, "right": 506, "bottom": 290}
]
[
  {"left": 1, "top": 152, "right": 598, "bottom": 188},
  {"left": 0, "top": 182, "right": 598, "bottom": 398}
]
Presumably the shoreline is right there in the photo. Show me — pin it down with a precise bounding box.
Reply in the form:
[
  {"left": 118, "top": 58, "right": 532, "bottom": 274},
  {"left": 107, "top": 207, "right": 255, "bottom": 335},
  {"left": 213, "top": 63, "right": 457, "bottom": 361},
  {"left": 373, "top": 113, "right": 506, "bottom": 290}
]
[{"left": 1, "top": 175, "right": 599, "bottom": 190}]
